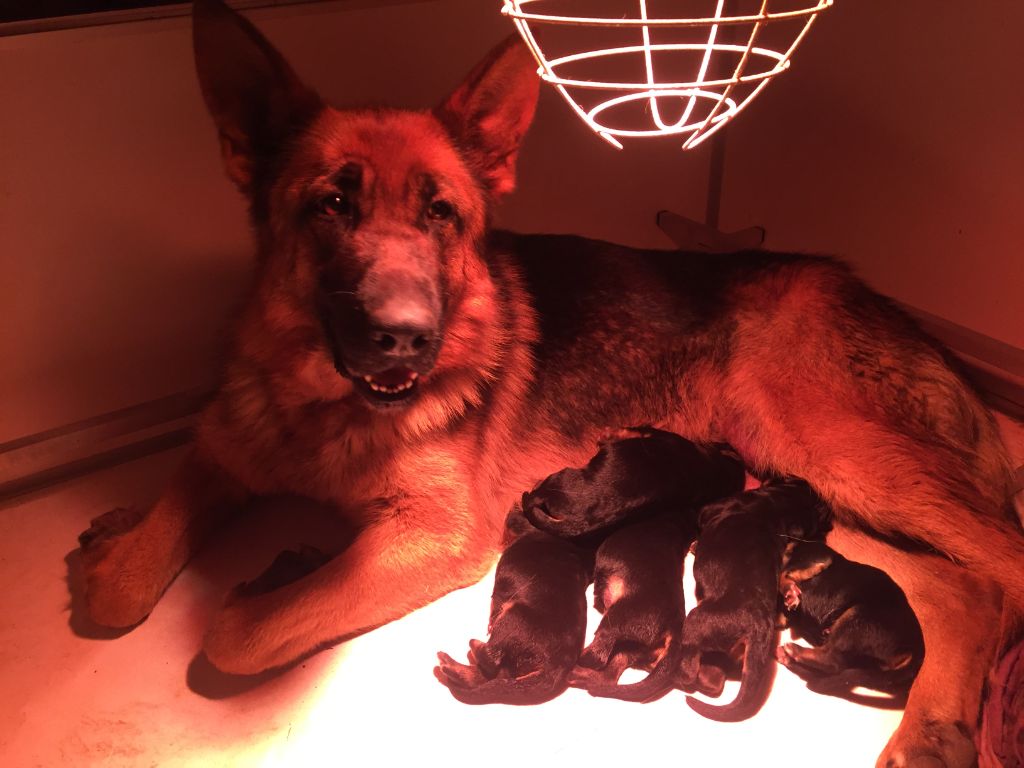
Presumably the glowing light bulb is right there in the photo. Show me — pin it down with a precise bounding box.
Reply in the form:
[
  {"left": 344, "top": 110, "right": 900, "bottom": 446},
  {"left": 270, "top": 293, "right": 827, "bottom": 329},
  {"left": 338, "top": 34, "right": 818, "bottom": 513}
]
[{"left": 501, "top": 0, "right": 833, "bottom": 150}]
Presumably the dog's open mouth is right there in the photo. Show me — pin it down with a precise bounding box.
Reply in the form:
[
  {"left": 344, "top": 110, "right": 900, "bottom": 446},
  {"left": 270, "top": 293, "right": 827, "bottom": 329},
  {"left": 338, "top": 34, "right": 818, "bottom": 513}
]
[{"left": 354, "top": 367, "right": 420, "bottom": 406}]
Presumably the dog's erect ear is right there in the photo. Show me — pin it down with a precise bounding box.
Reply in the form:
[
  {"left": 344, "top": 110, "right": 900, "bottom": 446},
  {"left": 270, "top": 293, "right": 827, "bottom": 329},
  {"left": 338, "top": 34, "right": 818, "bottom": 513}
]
[
  {"left": 192, "top": 0, "right": 321, "bottom": 192},
  {"left": 434, "top": 35, "right": 540, "bottom": 199}
]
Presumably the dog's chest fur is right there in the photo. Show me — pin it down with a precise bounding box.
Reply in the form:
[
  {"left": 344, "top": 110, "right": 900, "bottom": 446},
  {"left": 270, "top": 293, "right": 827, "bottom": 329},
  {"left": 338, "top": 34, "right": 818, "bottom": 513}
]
[{"left": 194, "top": 234, "right": 859, "bottom": 528}]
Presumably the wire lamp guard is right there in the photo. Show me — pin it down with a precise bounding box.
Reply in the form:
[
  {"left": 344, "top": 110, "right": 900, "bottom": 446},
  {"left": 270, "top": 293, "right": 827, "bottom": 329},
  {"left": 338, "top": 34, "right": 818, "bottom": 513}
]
[{"left": 501, "top": 0, "right": 833, "bottom": 150}]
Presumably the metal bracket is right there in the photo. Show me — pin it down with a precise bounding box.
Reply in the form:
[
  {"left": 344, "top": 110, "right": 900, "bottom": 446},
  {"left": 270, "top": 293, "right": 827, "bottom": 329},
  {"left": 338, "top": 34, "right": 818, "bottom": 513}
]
[{"left": 656, "top": 209, "right": 765, "bottom": 253}]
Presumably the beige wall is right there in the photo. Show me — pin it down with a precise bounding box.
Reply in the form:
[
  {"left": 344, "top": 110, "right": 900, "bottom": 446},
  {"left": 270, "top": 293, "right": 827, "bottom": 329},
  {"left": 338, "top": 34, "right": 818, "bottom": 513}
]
[
  {"left": 719, "top": 0, "right": 1024, "bottom": 350},
  {"left": 5, "top": 0, "right": 1020, "bottom": 445},
  {"left": 0, "top": 0, "right": 710, "bottom": 444}
]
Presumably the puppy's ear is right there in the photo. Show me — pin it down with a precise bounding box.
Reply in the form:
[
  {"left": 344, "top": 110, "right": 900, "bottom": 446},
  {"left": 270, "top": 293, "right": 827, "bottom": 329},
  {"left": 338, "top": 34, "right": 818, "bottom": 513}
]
[
  {"left": 434, "top": 35, "right": 540, "bottom": 199},
  {"left": 192, "top": 0, "right": 321, "bottom": 193}
]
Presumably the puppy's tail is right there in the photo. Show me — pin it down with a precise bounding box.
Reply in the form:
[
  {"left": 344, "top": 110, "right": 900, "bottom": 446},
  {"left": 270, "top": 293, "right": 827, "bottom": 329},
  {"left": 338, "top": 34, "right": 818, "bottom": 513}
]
[
  {"left": 686, "top": 622, "right": 777, "bottom": 722},
  {"left": 582, "top": 634, "right": 685, "bottom": 703}
]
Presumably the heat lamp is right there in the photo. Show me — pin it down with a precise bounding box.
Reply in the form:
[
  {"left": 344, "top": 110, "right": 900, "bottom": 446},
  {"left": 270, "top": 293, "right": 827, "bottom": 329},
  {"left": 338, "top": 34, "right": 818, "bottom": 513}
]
[{"left": 502, "top": 0, "right": 833, "bottom": 150}]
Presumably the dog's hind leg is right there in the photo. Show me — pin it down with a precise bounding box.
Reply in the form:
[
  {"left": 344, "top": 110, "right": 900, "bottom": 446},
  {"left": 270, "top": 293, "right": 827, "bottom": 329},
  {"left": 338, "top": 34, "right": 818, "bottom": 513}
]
[
  {"left": 78, "top": 450, "right": 248, "bottom": 627},
  {"left": 829, "top": 524, "right": 1002, "bottom": 768}
]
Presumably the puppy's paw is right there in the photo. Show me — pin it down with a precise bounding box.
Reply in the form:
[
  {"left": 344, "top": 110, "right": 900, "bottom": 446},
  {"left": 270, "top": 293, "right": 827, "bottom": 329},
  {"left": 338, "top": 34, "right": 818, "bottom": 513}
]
[
  {"left": 691, "top": 663, "right": 727, "bottom": 699},
  {"left": 881, "top": 719, "right": 976, "bottom": 768},
  {"left": 567, "top": 664, "right": 605, "bottom": 690},
  {"left": 576, "top": 646, "right": 609, "bottom": 671},
  {"left": 234, "top": 546, "right": 331, "bottom": 599},
  {"left": 675, "top": 647, "right": 702, "bottom": 687},
  {"left": 776, "top": 644, "right": 792, "bottom": 665},
  {"left": 782, "top": 582, "right": 802, "bottom": 610},
  {"left": 466, "top": 639, "right": 503, "bottom": 679},
  {"left": 777, "top": 642, "right": 801, "bottom": 667},
  {"left": 77, "top": 507, "right": 163, "bottom": 628},
  {"left": 434, "top": 651, "right": 486, "bottom": 690}
]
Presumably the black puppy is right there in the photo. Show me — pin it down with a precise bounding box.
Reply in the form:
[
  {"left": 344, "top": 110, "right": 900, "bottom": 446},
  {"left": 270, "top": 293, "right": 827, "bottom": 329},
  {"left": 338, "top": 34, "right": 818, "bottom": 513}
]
[
  {"left": 777, "top": 540, "right": 924, "bottom": 707},
  {"left": 434, "top": 510, "right": 592, "bottom": 705},
  {"left": 680, "top": 477, "right": 830, "bottom": 722},
  {"left": 569, "top": 513, "right": 694, "bottom": 702},
  {"left": 521, "top": 427, "right": 746, "bottom": 539}
]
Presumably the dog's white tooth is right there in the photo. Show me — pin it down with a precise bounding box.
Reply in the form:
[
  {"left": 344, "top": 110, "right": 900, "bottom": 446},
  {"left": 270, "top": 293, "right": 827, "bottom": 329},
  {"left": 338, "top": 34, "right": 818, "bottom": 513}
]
[
  {"left": 410, "top": 372, "right": 419, "bottom": 380},
  {"left": 363, "top": 375, "right": 373, "bottom": 382}
]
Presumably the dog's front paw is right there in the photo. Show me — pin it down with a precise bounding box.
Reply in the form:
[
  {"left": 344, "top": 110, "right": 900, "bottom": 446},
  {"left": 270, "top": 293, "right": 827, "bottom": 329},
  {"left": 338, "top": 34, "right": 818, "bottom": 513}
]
[
  {"left": 234, "top": 546, "right": 330, "bottom": 598},
  {"left": 880, "top": 719, "right": 977, "bottom": 768},
  {"left": 78, "top": 506, "right": 145, "bottom": 550},
  {"left": 77, "top": 507, "right": 162, "bottom": 627},
  {"left": 204, "top": 549, "right": 336, "bottom": 675},
  {"left": 203, "top": 595, "right": 303, "bottom": 676}
]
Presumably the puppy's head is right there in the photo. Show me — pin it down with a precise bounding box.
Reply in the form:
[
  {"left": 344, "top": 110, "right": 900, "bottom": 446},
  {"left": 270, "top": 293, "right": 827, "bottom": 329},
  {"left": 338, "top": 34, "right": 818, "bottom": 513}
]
[
  {"left": 522, "top": 436, "right": 679, "bottom": 535},
  {"left": 192, "top": 0, "right": 539, "bottom": 411},
  {"left": 760, "top": 476, "right": 833, "bottom": 539}
]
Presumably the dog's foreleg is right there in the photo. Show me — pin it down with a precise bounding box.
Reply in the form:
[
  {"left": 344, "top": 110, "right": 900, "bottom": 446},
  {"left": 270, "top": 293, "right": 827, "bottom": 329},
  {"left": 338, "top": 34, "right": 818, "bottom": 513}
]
[
  {"left": 829, "top": 525, "right": 1001, "bottom": 768},
  {"left": 78, "top": 450, "right": 247, "bottom": 627},
  {"left": 202, "top": 487, "right": 495, "bottom": 675}
]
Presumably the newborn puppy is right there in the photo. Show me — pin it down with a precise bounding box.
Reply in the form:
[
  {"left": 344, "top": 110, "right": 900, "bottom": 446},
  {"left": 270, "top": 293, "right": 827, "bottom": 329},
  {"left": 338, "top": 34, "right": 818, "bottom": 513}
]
[
  {"left": 777, "top": 540, "right": 924, "bottom": 707},
  {"left": 569, "top": 513, "right": 693, "bottom": 702},
  {"left": 522, "top": 427, "right": 746, "bottom": 539},
  {"left": 434, "top": 512, "right": 592, "bottom": 705},
  {"left": 680, "top": 477, "right": 830, "bottom": 721}
]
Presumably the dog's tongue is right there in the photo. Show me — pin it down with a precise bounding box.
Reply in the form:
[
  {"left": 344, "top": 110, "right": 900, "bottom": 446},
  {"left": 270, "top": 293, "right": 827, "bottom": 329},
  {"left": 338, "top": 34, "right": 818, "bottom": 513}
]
[{"left": 370, "top": 367, "right": 415, "bottom": 387}]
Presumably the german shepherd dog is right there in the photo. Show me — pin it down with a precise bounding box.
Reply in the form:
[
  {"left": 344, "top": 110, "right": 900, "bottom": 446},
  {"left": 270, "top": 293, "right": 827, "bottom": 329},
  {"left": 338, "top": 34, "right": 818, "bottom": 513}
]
[{"left": 76, "top": 1, "right": 1024, "bottom": 764}]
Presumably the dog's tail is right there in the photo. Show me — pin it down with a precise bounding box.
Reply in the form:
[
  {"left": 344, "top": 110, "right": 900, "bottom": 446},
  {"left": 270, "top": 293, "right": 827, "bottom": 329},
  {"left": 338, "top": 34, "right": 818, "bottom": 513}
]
[
  {"left": 580, "top": 633, "right": 685, "bottom": 703},
  {"left": 686, "top": 622, "right": 777, "bottom": 722}
]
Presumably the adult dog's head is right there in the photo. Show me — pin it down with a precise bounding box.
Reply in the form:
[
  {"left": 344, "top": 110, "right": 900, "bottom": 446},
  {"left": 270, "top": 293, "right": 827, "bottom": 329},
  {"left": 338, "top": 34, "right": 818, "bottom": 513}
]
[{"left": 192, "top": 0, "right": 538, "bottom": 412}]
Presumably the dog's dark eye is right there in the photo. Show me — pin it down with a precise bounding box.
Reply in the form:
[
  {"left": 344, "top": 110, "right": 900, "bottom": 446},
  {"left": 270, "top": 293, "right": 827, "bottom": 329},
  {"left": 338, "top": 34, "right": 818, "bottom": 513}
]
[
  {"left": 320, "top": 193, "right": 352, "bottom": 217},
  {"left": 427, "top": 199, "right": 454, "bottom": 221}
]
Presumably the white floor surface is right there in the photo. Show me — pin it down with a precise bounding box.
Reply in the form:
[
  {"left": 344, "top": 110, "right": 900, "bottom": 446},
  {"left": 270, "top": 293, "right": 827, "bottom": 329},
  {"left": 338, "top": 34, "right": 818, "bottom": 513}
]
[{"left": 2, "top": 412, "right": 1022, "bottom": 768}]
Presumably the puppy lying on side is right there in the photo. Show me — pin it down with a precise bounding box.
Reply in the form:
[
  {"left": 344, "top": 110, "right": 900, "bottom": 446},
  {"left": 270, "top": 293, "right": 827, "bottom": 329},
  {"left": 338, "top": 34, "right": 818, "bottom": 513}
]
[
  {"left": 434, "top": 510, "right": 592, "bottom": 705},
  {"left": 777, "top": 540, "right": 924, "bottom": 708},
  {"left": 522, "top": 427, "right": 746, "bottom": 539},
  {"left": 569, "top": 513, "right": 693, "bottom": 702},
  {"left": 680, "top": 478, "right": 830, "bottom": 722}
]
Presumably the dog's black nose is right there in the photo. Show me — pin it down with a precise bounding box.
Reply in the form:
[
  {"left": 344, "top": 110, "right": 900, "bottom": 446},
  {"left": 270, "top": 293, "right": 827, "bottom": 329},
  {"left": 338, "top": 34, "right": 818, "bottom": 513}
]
[
  {"left": 363, "top": 283, "right": 440, "bottom": 362},
  {"left": 369, "top": 324, "right": 435, "bottom": 358}
]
